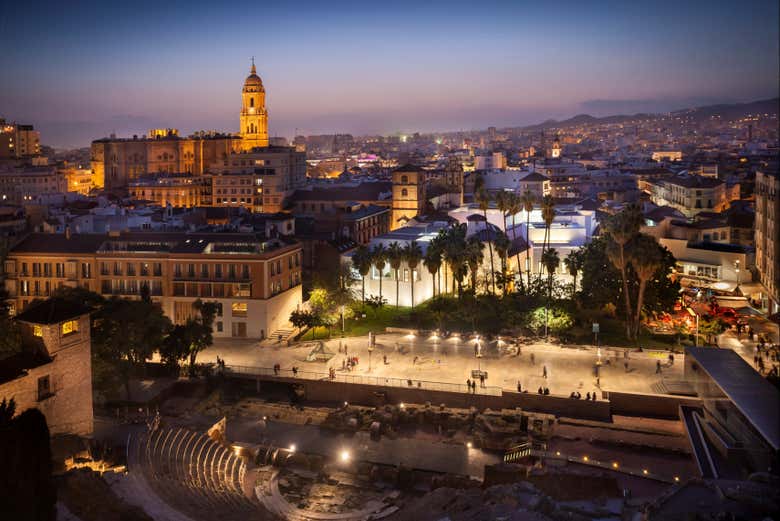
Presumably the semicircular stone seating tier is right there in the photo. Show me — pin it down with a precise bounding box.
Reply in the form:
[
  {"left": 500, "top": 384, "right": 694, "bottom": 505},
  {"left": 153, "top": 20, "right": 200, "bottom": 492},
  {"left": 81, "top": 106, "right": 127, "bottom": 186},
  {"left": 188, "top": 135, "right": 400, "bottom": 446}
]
[
  {"left": 128, "top": 427, "right": 274, "bottom": 521},
  {"left": 254, "top": 469, "right": 400, "bottom": 521}
]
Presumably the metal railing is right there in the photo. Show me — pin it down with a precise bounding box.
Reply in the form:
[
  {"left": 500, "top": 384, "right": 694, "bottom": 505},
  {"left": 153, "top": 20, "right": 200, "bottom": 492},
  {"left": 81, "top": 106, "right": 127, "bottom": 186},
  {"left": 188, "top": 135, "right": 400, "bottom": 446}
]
[{"left": 224, "top": 364, "right": 503, "bottom": 396}]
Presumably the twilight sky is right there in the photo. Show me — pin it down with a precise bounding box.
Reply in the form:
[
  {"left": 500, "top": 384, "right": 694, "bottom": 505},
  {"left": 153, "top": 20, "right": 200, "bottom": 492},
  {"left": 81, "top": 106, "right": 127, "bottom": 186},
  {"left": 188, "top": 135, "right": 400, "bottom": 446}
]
[{"left": 1, "top": 0, "right": 778, "bottom": 148}]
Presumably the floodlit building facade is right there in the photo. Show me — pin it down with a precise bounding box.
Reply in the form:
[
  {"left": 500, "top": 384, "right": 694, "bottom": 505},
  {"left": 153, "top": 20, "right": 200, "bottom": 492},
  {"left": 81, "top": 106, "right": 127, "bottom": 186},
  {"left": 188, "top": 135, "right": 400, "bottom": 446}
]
[
  {"left": 4, "top": 231, "right": 302, "bottom": 339},
  {"left": 754, "top": 169, "right": 779, "bottom": 313}
]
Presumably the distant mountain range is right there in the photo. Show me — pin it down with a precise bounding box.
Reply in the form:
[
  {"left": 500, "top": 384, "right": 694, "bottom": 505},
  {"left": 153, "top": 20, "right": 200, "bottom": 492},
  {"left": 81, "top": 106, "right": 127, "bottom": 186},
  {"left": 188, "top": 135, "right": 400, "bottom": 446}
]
[{"left": 517, "top": 98, "right": 779, "bottom": 132}]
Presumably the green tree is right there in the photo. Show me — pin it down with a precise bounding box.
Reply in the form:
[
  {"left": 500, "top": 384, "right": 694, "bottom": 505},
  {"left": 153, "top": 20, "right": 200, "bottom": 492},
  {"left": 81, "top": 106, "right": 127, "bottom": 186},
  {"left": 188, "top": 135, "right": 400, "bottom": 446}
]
[
  {"left": 404, "top": 241, "right": 423, "bottom": 308},
  {"left": 603, "top": 204, "right": 642, "bottom": 339},
  {"left": 539, "top": 195, "right": 556, "bottom": 282},
  {"left": 351, "top": 245, "right": 372, "bottom": 306},
  {"left": 493, "top": 230, "right": 511, "bottom": 296},
  {"left": 521, "top": 189, "right": 536, "bottom": 289},
  {"left": 528, "top": 306, "right": 572, "bottom": 336},
  {"left": 564, "top": 249, "right": 584, "bottom": 299},
  {"left": 371, "top": 243, "right": 387, "bottom": 302},
  {"left": 423, "top": 238, "right": 443, "bottom": 298},
  {"left": 92, "top": 297, "right": 172, "bottom": 399},
  {"left": 443, "top": 224, "right": 468, "bottom": 298},
  {"left": 476, "top": 189, "right": 496, "bottom": 294},
  {"left": 465, "top": 235, "right": 485, "bottom": 293},
  {"left": 628, "top": 234, "right": 663, "bottom": 338},
  {"left": 387, "top": 241, "right": 404, "bottom": 307},
  {"left": 0, "top": 399, "right": 56, "bottom": 521},
  {"left": 541, "top": 248, "right": 560, "bottom": 337}
]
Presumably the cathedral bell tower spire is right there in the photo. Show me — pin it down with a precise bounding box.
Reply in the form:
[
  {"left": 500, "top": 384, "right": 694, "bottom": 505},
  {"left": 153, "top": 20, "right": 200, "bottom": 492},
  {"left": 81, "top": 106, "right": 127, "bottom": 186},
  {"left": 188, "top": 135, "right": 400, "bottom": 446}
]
[{"left": 239, "top": 58, "right": 268, "bottom": 150}]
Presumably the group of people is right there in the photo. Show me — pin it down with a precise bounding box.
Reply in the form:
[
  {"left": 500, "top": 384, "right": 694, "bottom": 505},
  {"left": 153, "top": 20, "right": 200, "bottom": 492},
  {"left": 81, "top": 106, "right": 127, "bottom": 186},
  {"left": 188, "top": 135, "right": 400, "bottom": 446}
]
[
  {"left": 342, "top": 356, "right": 360, "bottom": 371},
  {"left": 754, "top": 336, "right": 779, "bottom": 376},
  {"left": 569, "top": 391, "right": 598, "bottom": 401},
  {"left": 465, "top": 375, "right": 486, "bottom": 392},
  {"left": 536, "top": 386, "right": 550, "bottom": 395}
]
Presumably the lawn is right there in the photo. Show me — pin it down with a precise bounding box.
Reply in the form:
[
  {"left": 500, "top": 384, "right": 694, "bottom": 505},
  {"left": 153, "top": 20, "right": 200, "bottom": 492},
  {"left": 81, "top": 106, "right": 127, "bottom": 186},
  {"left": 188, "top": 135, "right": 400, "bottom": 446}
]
[{"left": 297, "top": 305, "right": 421, "bottom": 340}]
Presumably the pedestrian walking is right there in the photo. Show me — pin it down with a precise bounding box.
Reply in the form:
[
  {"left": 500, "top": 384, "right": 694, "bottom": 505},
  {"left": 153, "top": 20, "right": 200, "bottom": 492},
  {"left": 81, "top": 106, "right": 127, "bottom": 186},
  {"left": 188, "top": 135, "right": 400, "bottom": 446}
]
[
  {"left": 542, "top": 365, "right": 548, "bottom": 379},
  {"left": 383, "top": 355, "right": 388, "bottom": 364},
  {"left": 467, "top": 378, "right": 471, "bottom": 391},
  {"left": 586, "top": 392, "right": 591, "bottom": 400},
  {"left": 656, "top": 360, "right": 662, "bottom": 374},
  {"left": 517, "top": 381, "right": 522, "bottom": 393},
  {"left": 479, "top": 374, "right": 485, "bottom": 388},
  {"left": 292, "top": 366, "right": 298, "bottom": 376},
  {"left": 624, "top": 361, "right": 629, "bottom": 372},
  {"left": 538, "top": 387, "right": 544, "bottom": 394},
  {"left": 530, "top": 353, "right": 535, "bottom": 365}
]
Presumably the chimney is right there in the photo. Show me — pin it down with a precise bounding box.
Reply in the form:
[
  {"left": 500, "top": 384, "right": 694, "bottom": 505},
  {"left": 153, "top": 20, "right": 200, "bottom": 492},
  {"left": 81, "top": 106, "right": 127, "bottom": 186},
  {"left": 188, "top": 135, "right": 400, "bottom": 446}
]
[{"left": 65, "top": 225, "right": 71, "bottom": 240}]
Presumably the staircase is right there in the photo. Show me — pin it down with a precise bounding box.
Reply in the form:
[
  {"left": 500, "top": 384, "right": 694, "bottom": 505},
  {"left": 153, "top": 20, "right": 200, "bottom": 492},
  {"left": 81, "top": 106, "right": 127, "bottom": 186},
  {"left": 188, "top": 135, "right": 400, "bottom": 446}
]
[{"left": 267, "top": 327, "right": 295, "bottom": 344}]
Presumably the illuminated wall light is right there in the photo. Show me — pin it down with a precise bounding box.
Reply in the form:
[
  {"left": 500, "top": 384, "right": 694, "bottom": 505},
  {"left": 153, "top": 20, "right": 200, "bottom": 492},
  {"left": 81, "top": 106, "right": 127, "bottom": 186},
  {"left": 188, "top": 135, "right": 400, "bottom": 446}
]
[
  {"left": 643, "top": 469, "right": 648, "bottom": 475},
  {"left": 612, "top": 462, "right": 618, "bottom": 468},
  {"left": 583, "top": 456, "right": 589, "bottom": 462},
  {"left": 340, "top": 450, "right": 350, "bottom": 462},
  {"left": 289, "top": 444, "right": 296, "bottom": 453},
  {"left": 466, "top": 442, "right": 473, "bottom": 448}
]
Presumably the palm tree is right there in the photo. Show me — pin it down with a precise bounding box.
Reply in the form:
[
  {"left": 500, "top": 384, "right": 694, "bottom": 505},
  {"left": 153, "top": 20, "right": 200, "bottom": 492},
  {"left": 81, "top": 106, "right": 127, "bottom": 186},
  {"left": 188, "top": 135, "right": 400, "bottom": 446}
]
[
  {"left": 507, "top": 192, "right": 523, "bottom": 292},
  {"left": 387, "top": 241, "right": 403, "bottom": 307},
  {"left": 351, "top": 245, "right": 372, "bottom": 306},
  {"left": 371, "top": 243, "right": 387, "bottom": 303},
  {"left": 604, "top": 204, "right": 642, "bottom": 339},
  {"left": 465, "top": 235, "right": 485, "bottom": 292},
  {"left": 539, "top": 195, "right": 556, "bottom": 282},
  {"left": 521, "top": 189, "right": 536, "bottom": 288},
  {"left": 404, "top": 241, "right": 423, "bottom": 308},
  {"left": 493, "top": 231, "right": 511, "bottom": 296},
  {"left": 443, "top": 224, "right": 468, "bottom": 298},
  {"left": 423, "top": 243, "right": 442, "bottom": 298},
  {"left": 476, "top": 188, "right": 496, "bottom": 294},
  {"left": 628, "top": 234, "right": 662, "bottom": 339},
  {"left": 541, "top": 247, "right": 560, "bottom": 338},
  {"left": 564, "top": 250, "right": 583, "bottom": 299}
]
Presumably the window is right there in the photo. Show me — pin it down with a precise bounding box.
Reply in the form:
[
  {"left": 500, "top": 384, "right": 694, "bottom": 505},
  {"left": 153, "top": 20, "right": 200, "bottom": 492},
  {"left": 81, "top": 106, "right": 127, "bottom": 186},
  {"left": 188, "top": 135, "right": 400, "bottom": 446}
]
[
  {"left": 127, "top": 263, "right": 136, "bottom": 276},
  {"left": 401, "top": 188, "right": 408, "bottom": 197},
  {"left": 231, "top": 302, "right": 247, "bottom": 317},
  {"left": 401, "top": 175, "right": 408, "bottom": 184},
  {"left": 188, "top": 264, "right": 195, "bottom": 277},
  {"left": 33, "top": 324, "right": 43, "bottom": 337},
  {"left": 241, "top": 264, "right": 249, "bottom": 279},
  {"left": 214, "top": 264, "right": 223, "bottom": 278},
  {"left": 140, "top": 263, "right": 150, "bottom": 276},
  {"left": 82, "top": 263, "right": 92, "bottom": 278},
  {"left": 201, "top": 264, "right": 209, "bottom": 278},
  {"left": 61, "top": 320, "right": 78, "bottom": 335},
  {"left": 216, "top": 321, "right": 223, "bottom": 332},
  {"left": 37, "top": 375, "right": 51, "bottom": 401}
]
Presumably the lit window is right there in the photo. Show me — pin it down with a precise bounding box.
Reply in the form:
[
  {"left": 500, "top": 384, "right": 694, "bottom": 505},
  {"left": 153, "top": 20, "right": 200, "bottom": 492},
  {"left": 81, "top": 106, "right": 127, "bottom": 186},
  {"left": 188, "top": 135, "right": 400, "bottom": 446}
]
[
  {"left": 231, "top": 302, "right": 247, "bottom": 317},
  {"left": 61, "top": 320, "right": 78, "bottom": 335},
  {"left": 33, "top": 324, "right": 43, "bottom": 337}
]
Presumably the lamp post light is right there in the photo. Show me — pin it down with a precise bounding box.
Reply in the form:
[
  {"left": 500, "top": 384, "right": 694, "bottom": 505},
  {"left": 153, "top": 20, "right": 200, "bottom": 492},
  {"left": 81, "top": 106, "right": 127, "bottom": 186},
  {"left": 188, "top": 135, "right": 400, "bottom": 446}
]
[{"left": 734, "top": 260, "right": 741, "bottom": 290}]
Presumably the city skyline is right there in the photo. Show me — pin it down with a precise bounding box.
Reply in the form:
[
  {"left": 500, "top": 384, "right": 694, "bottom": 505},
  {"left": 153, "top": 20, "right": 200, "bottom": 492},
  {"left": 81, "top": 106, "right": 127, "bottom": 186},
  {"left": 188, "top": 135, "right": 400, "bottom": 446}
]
[{"left": 1, "top": 0, "right": 779, "bottom": 148}]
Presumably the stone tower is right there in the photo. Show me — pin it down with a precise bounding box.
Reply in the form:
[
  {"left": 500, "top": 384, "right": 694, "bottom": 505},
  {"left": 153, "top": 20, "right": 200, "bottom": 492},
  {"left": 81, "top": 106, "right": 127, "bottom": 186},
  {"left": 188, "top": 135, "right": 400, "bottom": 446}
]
[
  {"left": 551, "top": 135, "right": 562, "bottom": 159},
  {"left": 391, "top": 164, "right": 426, "bottom": 230},
  {"left": 239, "top": 59, "right": 269, "bottom": 151}
]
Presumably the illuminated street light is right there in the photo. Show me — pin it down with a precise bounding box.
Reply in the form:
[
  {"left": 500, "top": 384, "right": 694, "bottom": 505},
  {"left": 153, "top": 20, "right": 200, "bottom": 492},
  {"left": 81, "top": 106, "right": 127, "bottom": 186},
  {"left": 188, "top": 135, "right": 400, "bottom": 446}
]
[
  {"left": 340, "top": 450, "right": 350, "bottom": 462},
  {"left": 289, "top": 444, "right": 296, "bottom": 453},
  {"left": 466, "top": 441, "right": 473, "bottom": 448}
]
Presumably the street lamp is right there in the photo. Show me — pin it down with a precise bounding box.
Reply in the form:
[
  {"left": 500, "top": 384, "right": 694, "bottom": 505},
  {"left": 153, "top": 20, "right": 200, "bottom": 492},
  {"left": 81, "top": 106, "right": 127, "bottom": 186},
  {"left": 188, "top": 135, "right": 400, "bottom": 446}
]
[
  {"left": 687, "top": 307, "right": 699, "bottom": 346},
  {"left": 734, "top": 260, "right": 741, "bottom": 290}
]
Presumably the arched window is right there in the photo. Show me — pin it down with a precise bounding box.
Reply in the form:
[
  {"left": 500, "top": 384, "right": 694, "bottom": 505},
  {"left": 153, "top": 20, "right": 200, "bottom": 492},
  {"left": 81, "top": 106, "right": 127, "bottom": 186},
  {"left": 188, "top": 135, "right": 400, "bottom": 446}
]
[
  {"left": 401, "top": 175, "right": 408, "bottom": 184},
  {"left": 250, "top": 97, "right": 255, "bottom": 108},
  {"left": 401, "top": 188, "right": 408, "bottom": 197}
]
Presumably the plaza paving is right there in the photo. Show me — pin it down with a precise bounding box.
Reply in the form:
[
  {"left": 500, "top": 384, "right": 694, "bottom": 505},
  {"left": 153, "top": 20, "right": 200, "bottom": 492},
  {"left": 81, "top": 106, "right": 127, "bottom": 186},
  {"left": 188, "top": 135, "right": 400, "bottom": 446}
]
[{"left": 202, "top": 332, "right": 687, "bottom": 397}]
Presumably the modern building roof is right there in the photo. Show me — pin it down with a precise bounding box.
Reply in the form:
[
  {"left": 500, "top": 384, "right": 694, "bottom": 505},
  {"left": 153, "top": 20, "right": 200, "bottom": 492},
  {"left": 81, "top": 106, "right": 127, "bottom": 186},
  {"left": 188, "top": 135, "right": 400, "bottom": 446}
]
[{"left": 686, "top": 347, "right": 780, "bottom": 451}]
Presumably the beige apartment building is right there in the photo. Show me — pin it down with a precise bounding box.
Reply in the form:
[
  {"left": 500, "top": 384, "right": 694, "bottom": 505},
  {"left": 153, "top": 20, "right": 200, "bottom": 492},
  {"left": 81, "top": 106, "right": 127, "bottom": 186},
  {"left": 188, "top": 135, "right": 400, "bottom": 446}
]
[
  {"left": 648, "top": 176, "right": 739, "bottom": 218},
  {"left": 0, "top": 120, "right": 41, "bottom": 158},
  {"left": 755, "top": 169, "right": 779, "bottom": 313},
  {"left": 0, "top": 165, "right": 67, "bottom": 204},
  {"left": 4, "top": 231, "right": 302, "bottom": 339}
]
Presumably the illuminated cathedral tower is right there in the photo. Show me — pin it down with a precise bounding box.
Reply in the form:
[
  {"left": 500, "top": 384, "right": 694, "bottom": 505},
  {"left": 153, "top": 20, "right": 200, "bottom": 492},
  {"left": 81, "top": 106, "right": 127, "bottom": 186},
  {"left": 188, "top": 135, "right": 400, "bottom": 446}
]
[{"left": 239, "top": 59, "right": 269, "bottom": 150}]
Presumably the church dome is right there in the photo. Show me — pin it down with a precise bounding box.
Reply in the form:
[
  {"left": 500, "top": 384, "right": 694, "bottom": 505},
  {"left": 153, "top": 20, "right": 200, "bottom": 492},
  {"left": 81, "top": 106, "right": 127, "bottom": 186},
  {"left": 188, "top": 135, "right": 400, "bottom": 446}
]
[{"left": 244, "top": 62, "right": 264, "bottom": 90}]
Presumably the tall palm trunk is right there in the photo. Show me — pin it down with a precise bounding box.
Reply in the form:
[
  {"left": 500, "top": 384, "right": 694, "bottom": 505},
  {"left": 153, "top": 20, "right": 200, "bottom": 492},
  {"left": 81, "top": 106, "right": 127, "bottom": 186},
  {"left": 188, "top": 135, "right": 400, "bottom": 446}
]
[
  {"left": 525, "top": 212, "right": 532, "bottom": 288},
  {"left": 634, "top": 278, "right": 648, "bottom": 339},
  {"left": 361, "top": 276, "right": 366, "bottom": 305},
  {"left": 511, "top": 213, "right": 523, "bottom": 292},
  {"left": 484, "top": 209, "right": 496, "bottom": 294},
  {"left": 619, "top": 246, "right": 633, "bottom": 339},
  {"left": 395, "top": 269, "right": 400, "bottom": 307}
]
